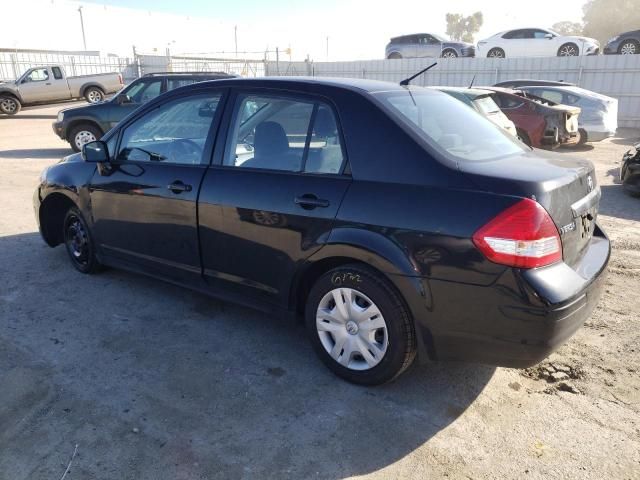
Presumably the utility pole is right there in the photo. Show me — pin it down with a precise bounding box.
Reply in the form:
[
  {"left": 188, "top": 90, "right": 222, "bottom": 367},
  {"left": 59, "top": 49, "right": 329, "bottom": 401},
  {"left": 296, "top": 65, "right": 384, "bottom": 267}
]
[
  {"left": 326, "top": 36, "right": 329, "bottom": 61},
  {"left": 78, "top": 6, "right": 87, "bottom": 51},
  {"left": 234, "top": 25, "right": 238, "bottom": 58}
]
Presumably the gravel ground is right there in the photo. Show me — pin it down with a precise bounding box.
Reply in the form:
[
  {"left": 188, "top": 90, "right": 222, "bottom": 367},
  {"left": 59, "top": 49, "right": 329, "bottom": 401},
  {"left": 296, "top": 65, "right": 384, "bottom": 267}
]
[{"left": 0, "top": 104, "right": 639, "bottom": 480}]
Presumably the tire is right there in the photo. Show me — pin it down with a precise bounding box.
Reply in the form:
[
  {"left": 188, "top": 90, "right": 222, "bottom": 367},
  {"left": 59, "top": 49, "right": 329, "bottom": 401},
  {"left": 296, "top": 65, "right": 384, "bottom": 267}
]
[
  {"left": 516, "top": 128, "right": 532, "bottom": 147},
  {"left": 487, "top": 48, "right": 505, "bottom": 58},
  {"left": 441, "top": 48, "right": 458, "bottom": 58},
  {"left": 619, "top": 40, "right": 639, "bottom": 55},
  {"left": 558, "top": 43, "right": 579, "bottom": 57},
  {"left": 0, "top": 95, "right": 21, "bottom": 115},
  {"left": 305, "top": 264, "right": 416, "bottom": 385},
  {"left": 387, "top": 52, "right": 402, "bottom": 59},
  {"left": 577, "top": 128, "right": 588, "bottom": 145},
  {"left": 63, "top": 207, "right": 102, "bottom": 274},
  {"left": 84, "top": 86, "right": 104, "bottom": 104},
  {"left": 69, "top": 124, "right": 102, "bottom": 152}
]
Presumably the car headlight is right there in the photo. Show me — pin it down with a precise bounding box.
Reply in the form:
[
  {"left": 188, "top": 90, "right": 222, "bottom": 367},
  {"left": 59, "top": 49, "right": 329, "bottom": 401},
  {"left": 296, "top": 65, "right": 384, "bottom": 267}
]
[{"left": 57, "top": 111, "right": 64, "bottom": 122}]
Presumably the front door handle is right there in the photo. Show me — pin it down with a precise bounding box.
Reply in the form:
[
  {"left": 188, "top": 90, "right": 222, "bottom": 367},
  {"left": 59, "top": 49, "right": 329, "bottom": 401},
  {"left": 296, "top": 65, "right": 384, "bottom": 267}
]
[
  {"left": 295, "top": 194, "right": 330, "bottom": 210},
  {"left": 167, "top": 181, "right": 192, "bottom": 194}
]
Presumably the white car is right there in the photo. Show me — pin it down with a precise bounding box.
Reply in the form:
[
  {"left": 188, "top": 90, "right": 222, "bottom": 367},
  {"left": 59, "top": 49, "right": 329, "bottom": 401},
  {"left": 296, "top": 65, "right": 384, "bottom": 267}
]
[{"left": 477, "top": 28, "right": 600, "bottom": 58}]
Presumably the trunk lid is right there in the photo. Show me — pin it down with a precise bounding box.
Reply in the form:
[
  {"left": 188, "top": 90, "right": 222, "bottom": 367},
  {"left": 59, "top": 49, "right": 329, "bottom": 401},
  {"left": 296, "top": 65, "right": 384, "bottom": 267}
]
[{"left": 459, "top": 149, "right": 599, "bottom": 267}]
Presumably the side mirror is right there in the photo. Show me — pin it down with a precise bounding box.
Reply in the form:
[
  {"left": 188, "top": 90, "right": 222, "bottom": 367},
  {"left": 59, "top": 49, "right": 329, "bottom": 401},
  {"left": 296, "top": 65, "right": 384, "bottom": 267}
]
[
  {"left": 115, "top": 94, "right": 131, "bottom": 105},
  {"left": 545, "top": 33, "right": 553, "bottom": 40},
  {"left": 82, "top": 140, "right": 110, "bottom": 163}
]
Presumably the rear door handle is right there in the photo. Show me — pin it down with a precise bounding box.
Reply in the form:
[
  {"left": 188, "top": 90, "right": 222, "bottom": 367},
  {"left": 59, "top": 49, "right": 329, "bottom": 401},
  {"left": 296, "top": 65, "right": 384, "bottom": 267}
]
[
  {"left": 167, "top": 181, "right": 192, "bottom": 194},
  {"left": 295, "top": 194, "right": 330, "bottom": 210}
]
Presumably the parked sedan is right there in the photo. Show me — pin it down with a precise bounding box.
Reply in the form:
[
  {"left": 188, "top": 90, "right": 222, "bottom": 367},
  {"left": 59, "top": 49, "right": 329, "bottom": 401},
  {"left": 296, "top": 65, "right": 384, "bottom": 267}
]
[
  {"left": 386, "top": 33, "right": 475, "bottom": 59},
  {"left": 34, "top": 77, "right": 609, "bottom": 385},
  {"left": 518, "top": 85, "right": 618, "bottom": 144},
  {"left": 621, "top": 143, "right": 640, "bottom": 196},
  {"left": 433, "top": 86, "right": 517, "bottom": 136},
  {"left": 485, "top": 87, "right": 580, "bottom": 148},
  {"left": 478, "top": 28, "right": 600, "bottom": 58},
  {"left": 604, "top": 30, "right": 640, "bottom": 55}
]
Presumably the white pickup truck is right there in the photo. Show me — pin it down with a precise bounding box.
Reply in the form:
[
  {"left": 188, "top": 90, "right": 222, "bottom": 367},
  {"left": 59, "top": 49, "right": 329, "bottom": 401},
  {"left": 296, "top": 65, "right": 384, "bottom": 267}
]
[{"left": 0, "top": 65, "right": 123, "bottom": 115}]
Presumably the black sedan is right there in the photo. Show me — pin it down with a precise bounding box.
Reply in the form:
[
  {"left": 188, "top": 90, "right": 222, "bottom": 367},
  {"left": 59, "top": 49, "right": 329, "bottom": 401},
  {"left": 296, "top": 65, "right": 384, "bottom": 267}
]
[
  {"left": 621, "top": 143, "right": 640, "bottom": 196},
  {"left": 604, "top": 30, "right": 640, "bottom": 55},
  {"left": 34, "top": 77, "right": 610, "bottom": 385}
]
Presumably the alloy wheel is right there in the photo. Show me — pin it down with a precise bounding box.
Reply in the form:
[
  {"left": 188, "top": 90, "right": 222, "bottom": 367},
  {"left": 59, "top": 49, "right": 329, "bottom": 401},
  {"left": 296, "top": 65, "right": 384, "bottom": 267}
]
[
  {"left": 621, "top": 42, "right": 637, "bottom": 55},
  {"left": 559, "top": 45, "right": 578, "bottom": 56},
  {"left": 442, "top": 50, "right": 457, "bottom": 59},
  {"left": 87, "top": 90, "right": 103, "bottom": 103},
  {"left": 315, "top": 287, "right": 388, "bottom": 371},
  {"left": 0, "top": 98, "right": 17, "bottom": 113},
  {"left": 74, "top": 130, "right": 97, "bottom": 150}
]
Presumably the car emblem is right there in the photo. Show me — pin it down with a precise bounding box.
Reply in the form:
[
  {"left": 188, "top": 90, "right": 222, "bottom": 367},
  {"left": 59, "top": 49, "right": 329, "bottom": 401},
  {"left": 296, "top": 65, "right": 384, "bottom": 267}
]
[{"left": 587, "top": 175, "right": 594, "bottom": 192}]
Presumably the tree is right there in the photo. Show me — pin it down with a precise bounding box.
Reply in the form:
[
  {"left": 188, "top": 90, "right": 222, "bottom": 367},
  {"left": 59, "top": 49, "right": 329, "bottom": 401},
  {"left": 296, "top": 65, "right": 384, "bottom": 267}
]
[
  {"left": 551, "top": 21, "right": 584, "bottom": 36},
  {"left": 446, "top": 12, "right": 484, "bottom": 43},
  {"left": 582, "top": 0, "right": 640, "bottom": 44}
]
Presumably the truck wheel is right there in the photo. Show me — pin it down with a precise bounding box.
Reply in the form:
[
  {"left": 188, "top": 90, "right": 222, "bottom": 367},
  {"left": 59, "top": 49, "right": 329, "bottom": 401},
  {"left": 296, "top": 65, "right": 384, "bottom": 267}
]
[
  {"left": 305, "top": 264, "right": 416, "bottom": 385},
  {"left": 69, "top": 124, "right": 102, "bottom": 152},
  {"left": 0, "top": 95, "right": 21, "bottom": 115},
  {"left": 577, "top": 128, "right": 588, "bottom": 145},
  {"left": 84, "top": 87, "right": 104, "bottom": 104}
]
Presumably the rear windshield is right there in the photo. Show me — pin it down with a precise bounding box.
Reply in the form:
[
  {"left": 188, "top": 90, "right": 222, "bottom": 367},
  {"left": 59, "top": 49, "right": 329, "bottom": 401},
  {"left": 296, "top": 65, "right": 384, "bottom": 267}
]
[{"left": 373, "top": 89, "right": 525, "bottom": 162}]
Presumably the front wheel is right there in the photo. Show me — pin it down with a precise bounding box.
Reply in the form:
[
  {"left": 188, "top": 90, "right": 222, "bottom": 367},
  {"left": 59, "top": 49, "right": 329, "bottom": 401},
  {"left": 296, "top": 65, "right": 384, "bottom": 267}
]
[
  {"left": 63, "top": 207, "right": 102, "bottom": 274},
  {"left": 441, "top": 48, "right": 458, "bottom": 58},
  {"left": 69, "top": 124, "right": 102, "bottom": 152},
  {"left": 487, "top": 48, "right": 505, "bottom": 58},
  {"left": 0, "top": 95, "right": 21, "bottom": 115},
  {"left": 84, "top": 87, "right": 104, "bottom": 104},
  {"left": 305, "top": 265, "right": 416, "bottom": 385},
  {"left": 558, "top": 43, "right": 579, "bottom": 57}
]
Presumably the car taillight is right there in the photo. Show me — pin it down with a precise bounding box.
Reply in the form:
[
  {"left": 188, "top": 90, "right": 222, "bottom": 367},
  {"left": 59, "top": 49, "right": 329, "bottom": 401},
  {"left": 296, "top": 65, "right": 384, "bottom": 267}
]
[
  {"left": 472, "top": 198, "right": 562, "bottom": 268},
  {"left": 118, "top": 74, "right": 123, "bottom": 85}
]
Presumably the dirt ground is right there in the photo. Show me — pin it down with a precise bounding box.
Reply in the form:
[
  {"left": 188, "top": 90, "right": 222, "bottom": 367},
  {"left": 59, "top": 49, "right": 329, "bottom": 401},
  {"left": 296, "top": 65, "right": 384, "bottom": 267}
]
[{"left": 0, "top": 103, "right": 638, "bottom": 480}]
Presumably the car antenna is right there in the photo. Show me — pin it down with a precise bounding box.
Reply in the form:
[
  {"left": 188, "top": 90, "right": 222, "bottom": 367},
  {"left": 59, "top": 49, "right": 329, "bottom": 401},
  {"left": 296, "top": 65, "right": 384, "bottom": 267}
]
[
  {"left": 399, "top": 62, "right": 437, "bottom": 86},
  {"left": 468, "top": 74, "right": 476, "bottom": 89}
]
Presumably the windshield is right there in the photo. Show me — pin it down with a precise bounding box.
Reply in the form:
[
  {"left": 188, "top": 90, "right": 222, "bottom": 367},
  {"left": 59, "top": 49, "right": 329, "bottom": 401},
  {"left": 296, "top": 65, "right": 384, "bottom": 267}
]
[
  {"left": 432, "top": 33, "right": 447, "bottom": 42},
  {"left": 373, "top": 89, "right": 525, "bottom": 162}
]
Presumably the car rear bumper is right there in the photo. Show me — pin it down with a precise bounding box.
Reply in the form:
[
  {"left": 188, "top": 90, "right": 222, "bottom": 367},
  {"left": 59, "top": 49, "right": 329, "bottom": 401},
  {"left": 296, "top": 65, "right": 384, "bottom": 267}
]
[
  {"left": 397, "top": 224, "right": 610, "bottom": 367},
  {"left": 52, "top": 121, "right": 66, "bottom": 140}
]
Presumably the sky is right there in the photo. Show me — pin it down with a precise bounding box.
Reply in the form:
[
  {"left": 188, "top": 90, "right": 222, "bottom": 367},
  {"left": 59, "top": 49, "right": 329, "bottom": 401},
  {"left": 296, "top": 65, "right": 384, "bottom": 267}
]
[{"left": 2, "top": 0, "right": 586, "bottom": 61}]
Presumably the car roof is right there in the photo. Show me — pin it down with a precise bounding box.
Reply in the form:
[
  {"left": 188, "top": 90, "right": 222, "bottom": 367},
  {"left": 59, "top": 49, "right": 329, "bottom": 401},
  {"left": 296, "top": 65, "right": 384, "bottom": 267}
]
[{"left": 191, "top": 76, "right": 439, "bottom": 95}]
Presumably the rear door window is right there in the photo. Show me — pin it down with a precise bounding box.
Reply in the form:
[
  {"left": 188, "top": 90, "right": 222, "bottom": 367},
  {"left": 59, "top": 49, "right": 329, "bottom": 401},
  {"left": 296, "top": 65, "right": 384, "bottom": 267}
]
[
  {"left": 167, "top": 78, "right": 197, "bottom": 91},
  {"left": 52, "top": 67, "right": 63, "bottom": 80},
  {"left": 223, "top": 93, "right": 345, "bottom": 174}
]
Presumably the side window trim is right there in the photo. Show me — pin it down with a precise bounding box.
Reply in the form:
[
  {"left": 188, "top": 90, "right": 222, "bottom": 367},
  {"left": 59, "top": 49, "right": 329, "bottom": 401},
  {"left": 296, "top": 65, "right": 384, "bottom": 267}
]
[{"left": 300, "top": 103, "right": 319, "bottom": 172}]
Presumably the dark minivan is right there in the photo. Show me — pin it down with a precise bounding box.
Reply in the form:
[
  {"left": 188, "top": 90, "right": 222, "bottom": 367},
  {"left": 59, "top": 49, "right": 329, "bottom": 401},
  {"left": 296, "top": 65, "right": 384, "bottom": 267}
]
[
  {"left": 53, "top": 72, "right": 234, "bottom": 152},
  {"left": 35, "top": 77, "right": 609, "bottom": 385}
]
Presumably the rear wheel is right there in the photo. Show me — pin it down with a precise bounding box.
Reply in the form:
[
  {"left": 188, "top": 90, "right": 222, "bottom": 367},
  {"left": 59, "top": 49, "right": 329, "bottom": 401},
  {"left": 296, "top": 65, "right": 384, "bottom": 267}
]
[
  {"left": 84, "top": 87, "right": 104, "bottom": 104},
  {"left": 487, "top": 48, "right": 505, "bottom": 58},
  {"left": 441, "top": 48, "right": 458, "bottom": 58},
  {"left": 69, "top": 124, "right": 102, "bottom": 152},
  {"left": 558, "top": 43, "right": 579, "bottom": 57},
  {"left": 619, "top": 40, "right": 639, "bottom": 55},
  {"left": 387, "top": 52, "right": 402, "bottom": 59},
  {"left": 0, "top": 95, "right": 21, "bottom": 115},
  {"left": 63, "top": 207, "right": 102, "bottom": 274},
  {"left": 305, "top": 264, "right": 416, "bottom": 385}
]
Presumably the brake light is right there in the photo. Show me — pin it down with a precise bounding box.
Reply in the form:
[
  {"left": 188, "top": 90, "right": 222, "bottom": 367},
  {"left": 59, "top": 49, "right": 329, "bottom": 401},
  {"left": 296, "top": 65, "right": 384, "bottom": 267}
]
[
  {"left": 118, "top": 74, "right": 123, "bottom": 85},
  {"left": 472, "top": 198, "right": 562, "bottom": 268}
]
